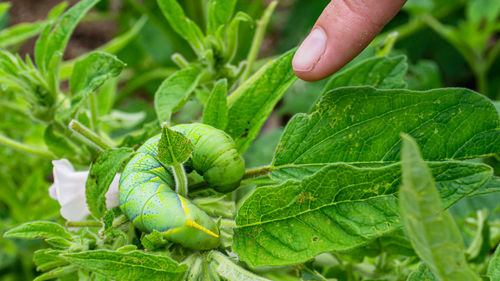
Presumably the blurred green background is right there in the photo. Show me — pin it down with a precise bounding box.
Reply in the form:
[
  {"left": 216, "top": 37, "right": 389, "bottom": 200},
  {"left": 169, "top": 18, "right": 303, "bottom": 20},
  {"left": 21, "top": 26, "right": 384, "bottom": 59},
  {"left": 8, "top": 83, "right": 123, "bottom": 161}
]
[{"left": 1, "top": 0, "right": 499, "bottom": 279}]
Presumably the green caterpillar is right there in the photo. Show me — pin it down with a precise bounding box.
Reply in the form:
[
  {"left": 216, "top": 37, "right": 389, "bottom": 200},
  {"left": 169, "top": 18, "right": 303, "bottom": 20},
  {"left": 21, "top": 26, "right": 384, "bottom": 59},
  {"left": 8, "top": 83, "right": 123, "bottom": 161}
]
[{"left": 119, "top": 123, "right": 245, "bottom": 250}]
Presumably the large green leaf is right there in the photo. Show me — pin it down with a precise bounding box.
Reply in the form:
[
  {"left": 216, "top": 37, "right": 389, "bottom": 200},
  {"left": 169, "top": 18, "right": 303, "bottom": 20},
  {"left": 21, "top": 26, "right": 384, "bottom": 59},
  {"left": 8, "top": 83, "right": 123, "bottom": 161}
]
[
  {"left": 272, "top": 87, "right": 500, "bottom": 180},
  {"left": 86, "top": 148, "right": 134, "bottom": 219},
  {"left": 322, "top": 55, "right": 407, "bottom": 93},
  {"left": 226, "top": 49, "right": 297, "bottom": 153},
  {"left": 62, "top": 250, "right": 187, "bottom": 281},
  {"left": 70, "top": 51, "right": 125, "bottom": 108},
  {"left": 3, "top": 221, "right": 73, "bottom": 241},
  {"left": 233, "top": 161, "right": 491, "bottom": 266},
  {"left": 154, "top": 67, "right": 203, "bottom": 123},
  {"left": 399, "top": 135, "right": 480, "bottom": 281}
]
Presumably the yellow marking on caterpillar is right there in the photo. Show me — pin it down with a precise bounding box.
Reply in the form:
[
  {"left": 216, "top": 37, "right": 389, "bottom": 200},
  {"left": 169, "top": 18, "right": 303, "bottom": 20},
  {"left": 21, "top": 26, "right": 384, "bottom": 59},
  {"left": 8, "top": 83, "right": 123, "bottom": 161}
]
[
  {"left": 150, "top": 167, "right": 164, "bottom": 172},
  {"left": 178, "top": 195, "right": 190, "bottom": 215},
  {"left": 146, "top": 176, "right": 160, "bottom": 183},
  {"left": 185, "top": 219, "right": 219, "bottom": 238},
  {"left": 162, "top": 227, "right": 183, "bottom": 236}
]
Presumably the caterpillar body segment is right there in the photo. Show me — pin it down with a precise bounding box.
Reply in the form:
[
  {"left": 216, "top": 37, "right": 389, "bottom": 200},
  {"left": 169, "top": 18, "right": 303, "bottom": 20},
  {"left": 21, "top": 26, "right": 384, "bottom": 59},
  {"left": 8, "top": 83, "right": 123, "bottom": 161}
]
[
  {"left": 172, "top": 123, "right": 245, "bottom": 193},
  {"left": 119, "top": 123, "right": 245, "bottom": 250}
]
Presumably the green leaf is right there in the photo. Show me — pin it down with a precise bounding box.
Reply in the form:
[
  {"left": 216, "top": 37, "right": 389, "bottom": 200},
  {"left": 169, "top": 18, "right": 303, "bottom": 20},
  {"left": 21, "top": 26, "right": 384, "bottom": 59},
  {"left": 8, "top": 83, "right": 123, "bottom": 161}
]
[
  {"left": 0, "top": 22, "right": 45, "bottom": 48},
  {"left": 226, "top": 49, "right": 297, "bottom": 153},
  {"left": 407, "top": 263, "right": 437, "bottom": 281},
  {"left": 86, "top": 147, "right": 134, "bottom": 219},
  {"left": 233, "top": 161, "right": 491, "bottom": 266},
  {"left": 33, "top": 265, "right": 78, "bottom": 281},
  {"left": 203, "top": 79, "right": 228, "bottom": 130},
  {"left": 323, "top": 55, "right": 407, "bottom": 93},
  {"left": 399, "top": 135, "right": 480, "bottom": 281},
  {"left": 63, "top": 250, "right": 187, "bottom": 281},
  {"left": 3, "top": 221, "right": 73, "bottom": 241},
  {"left": 466, "top": 0, "right": 500, "bottom": 24},
  {"left": 488, "top": 245, "right": 500, "bottom": 281},
  {"left": 225, "top": 11, "right": 253, "bottom": 62},
  {"left": 141, "top": 230, "right": 170, "bottom": 250},
  {"left": 465, "top": 209, "right": 490, "bottom": 262},
  {"left": 158, "top": 125, "right": 194, "bottom": 165},
  {"left": 207, "top": 0, "right": 237, "bottom": 34},
  {"left": 272, "top": 87, "right": 500, "bottom": 180},
  {"left": 154, "top": 67, "right": 203, "bottom": 123},
  {"left": 209, "top": 251, "right": 271, "bottom": 281},
  {"left": 156, "top": 0, "right": 205, "bottom": 53},
  {"left": 35, "top": 0, "right": 99, "bottom": 73},
  {"left": 33, "top": 249, "right": 68, "bottom": 272},
  {"left": 70, "top": 51, "right": 126, "bottom": 108}
]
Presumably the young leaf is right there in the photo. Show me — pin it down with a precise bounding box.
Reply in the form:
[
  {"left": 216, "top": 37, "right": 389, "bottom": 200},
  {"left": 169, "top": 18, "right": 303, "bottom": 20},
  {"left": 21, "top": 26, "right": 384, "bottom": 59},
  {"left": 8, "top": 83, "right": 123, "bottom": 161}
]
[
  {"left": 154, "top": 67, "right": 203, "bottom": 123},
  {"left": 86, "top": 147, "right": 134, "bottom": 219},
  {"left": 399, "top": 135, "right": 480, "bottom": 281},
  {"left": 158, "top": 125, "right": 194, "bottom": 166},
  {"left": 34, "top": 249, "right": 68, "bottom": 272},
  {"left": 226, "top": 49, "right": 297, "bottom": 153},
  {"left": 272, "top": 87, "right": 500, "bottom": 180},
  {"left": 225, "top": 11, "right": 253, "bottom": 63},
  {"left": 209, "top": 251, "right": 271, "bottom": 281},
  {"left": 70, "top": 51, "right": 126, "bottom": 108},
  {"left": 3, "top": 221, "right": 73, "bottom": 241},
  {"left": 33, "top": 265, "right": 78, "bottom": 281},
  {"left": 156, "top": 0, "right": 205, "bottom": 54},
  {"left": 203, "top": 79, "right": 228, "bottom": 129},
  {"left": 207, "top": 0, "right": 237, "bottom": 35},
  {"left": 322, "top": 55, "right": 407, "bottom": 93},
  {"left": 35, "top": 0, "right": 100, "bottom": 73},
  {"left": 234, "top": 161, "right": 491, "bottom": 266},
  {"left": 0, "top": 22, "right": 45, "bottom": 48},
  {"left": 488, "top": 245, "right": 500, "bottom": 280},
  {"left": 407, "top": 263, "right": 437, "bottom": 281},
  {"left": 62, "top": 250, "right": 187, "bottom": 281},
  {"left": 0, "top": 3, "right": 10, "bottom": 19}
]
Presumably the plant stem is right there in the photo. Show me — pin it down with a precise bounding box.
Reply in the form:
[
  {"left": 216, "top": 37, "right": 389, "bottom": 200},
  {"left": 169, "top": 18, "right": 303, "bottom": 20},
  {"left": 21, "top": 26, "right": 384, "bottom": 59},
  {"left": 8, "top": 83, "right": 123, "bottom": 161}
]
[
  {"left": 66, "top": 221, "right": 102, "bottom": 228},
  {"left": 240, "top": 1, "right": 277, "bottom": 82},
  {"left": 69, "top": 120, "right": 113, "bottom": 151},
  {"left": 0, "top": 134, "right": 54, "bottom": 159},
  {"left": 243, "top": 166, "right": 272, "bottom": 179},
  {"left": 173, "top": 164, "right": 188, "bottom": 197}
]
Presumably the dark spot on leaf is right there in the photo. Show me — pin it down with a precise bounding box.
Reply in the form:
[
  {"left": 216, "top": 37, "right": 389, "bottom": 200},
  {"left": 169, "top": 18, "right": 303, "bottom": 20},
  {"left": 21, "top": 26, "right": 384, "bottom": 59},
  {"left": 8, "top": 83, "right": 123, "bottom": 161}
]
[{"left": 312, "top": 236, "right": 318, "bottom": 242}]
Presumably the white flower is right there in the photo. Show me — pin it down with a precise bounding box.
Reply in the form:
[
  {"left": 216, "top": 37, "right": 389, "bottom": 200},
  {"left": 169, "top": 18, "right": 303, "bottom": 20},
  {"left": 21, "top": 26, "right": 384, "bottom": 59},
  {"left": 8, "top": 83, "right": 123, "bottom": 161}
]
[{"left": 49, "top": 159, "right": 120, "bottom": 222}]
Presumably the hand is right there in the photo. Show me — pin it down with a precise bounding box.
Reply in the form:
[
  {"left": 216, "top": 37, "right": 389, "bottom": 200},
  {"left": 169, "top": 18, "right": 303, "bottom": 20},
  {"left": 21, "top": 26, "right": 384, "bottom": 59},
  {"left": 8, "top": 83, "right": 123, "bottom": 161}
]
[{"left": 292, "top": 0, "right": 407, "bottom": 81}]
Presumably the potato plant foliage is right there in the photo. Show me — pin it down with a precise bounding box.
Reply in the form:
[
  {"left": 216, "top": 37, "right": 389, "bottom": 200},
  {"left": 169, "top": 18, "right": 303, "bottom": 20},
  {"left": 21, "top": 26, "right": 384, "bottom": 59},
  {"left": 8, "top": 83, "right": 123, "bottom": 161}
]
[{"left": 0, "top": 0, "right": 500, "bottom": 280}]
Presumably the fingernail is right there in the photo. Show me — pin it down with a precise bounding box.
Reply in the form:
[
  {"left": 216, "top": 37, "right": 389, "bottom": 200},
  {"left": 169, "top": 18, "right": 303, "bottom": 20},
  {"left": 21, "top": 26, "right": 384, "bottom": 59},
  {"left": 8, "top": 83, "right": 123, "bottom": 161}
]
[{"left": 292, "top": 28, "right": 327, "bottom": 72}]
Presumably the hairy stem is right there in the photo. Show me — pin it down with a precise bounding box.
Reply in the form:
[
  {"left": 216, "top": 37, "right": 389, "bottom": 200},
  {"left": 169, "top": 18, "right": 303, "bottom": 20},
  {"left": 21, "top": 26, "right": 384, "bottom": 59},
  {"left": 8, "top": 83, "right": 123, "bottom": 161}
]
[
  {"left": 243, "top": 166, "right": 272, "bottom": 179},
  {"left": 69, "top": 120, "right": 113, "bottom": 151},
  {"left": 240, "top": 1, "right": 277, "bottom": 82},
  {"left": 0, "top": 134, "right": 54, "bottom": 159},
  {"left": 66, "top": 221, "right": 102, "bottom": 228}
]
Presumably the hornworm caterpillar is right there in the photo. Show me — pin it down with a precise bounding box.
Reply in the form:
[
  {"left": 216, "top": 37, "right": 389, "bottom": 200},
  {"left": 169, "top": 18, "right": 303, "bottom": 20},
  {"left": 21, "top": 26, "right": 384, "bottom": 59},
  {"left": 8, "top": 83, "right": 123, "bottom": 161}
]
[{"left": 119, "top": 123, "right": 245, "bottom": 250}]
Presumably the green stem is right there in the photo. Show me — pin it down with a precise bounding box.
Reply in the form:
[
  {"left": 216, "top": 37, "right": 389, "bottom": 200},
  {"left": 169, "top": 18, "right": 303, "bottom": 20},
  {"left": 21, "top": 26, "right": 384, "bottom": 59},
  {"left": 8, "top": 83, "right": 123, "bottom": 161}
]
[
  {"left": 0, "top": 134, "right": 54, "bottom": 159},
  {"left": 240, "top": 1, "right": 277, "bottom": 82},
  {"left": 243, "top": 166, "right": 272, "bottom": 179},
  {"left": 302, "top": 266, "right": 328, "bottom": 281},
  {"left": 69, "top": 120, "right": 113, "bottom": 151},
  {"left": 66, "top": 221, "right": 102, "bottom": 228},
  {"left": 173, "top": 163, "right": 188, "bottom": 197}
]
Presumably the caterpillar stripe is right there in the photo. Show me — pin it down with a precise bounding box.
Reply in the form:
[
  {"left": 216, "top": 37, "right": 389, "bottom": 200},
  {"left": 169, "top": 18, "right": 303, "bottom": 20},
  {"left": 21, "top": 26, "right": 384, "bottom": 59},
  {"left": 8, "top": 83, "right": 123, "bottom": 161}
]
[{"left": 119, "top": 123, "right": 245, "bottom": 249}]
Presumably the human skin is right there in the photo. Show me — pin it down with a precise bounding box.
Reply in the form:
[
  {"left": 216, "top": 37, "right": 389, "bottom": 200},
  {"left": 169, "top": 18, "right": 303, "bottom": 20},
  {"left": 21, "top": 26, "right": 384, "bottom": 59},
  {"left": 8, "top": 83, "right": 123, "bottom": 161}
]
[{"left": 292, "top": 0, "right": 407, "bottom": 81}]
